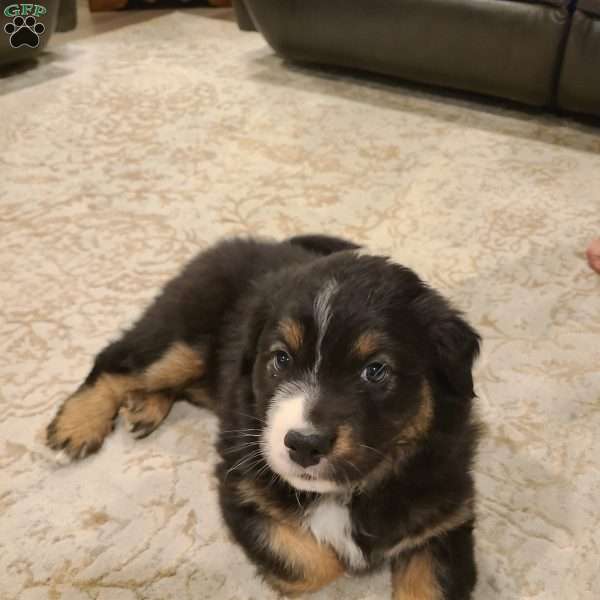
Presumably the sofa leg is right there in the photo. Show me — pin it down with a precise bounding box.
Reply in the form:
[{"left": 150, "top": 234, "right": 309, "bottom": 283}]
[
  {"left": 233, "top": 0, "right": 256, "bottom": 31},
  {"left": 57, "top": 0, "right": 77, "bottom": 32}
]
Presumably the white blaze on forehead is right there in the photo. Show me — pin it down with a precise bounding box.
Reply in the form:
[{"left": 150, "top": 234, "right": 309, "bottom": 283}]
[
  {"left": 305, "top": 497, "right": 367, "bottom": 571},
  {"left": 313, "top": 279, "right": 339, "bottom": 373}
]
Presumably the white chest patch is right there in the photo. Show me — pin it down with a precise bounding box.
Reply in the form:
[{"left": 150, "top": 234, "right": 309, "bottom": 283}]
[{"left": 304, "top": 497, "right": 367, "bottom": 571}]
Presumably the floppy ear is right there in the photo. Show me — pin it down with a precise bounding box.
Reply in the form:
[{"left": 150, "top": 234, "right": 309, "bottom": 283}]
[{"left": 413, "top": 292, "right": 481, "bottom": 398}]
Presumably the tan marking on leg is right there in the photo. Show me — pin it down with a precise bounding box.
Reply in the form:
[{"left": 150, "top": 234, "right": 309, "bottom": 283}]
[
  {"left": 265, "top": 575, "right": 326, "bottom": 598},
  {"left": 332, "top": 424, "right": 354, "bottom": 458},
  {"left": 121, "top": 390, "right": 175, "bottom": 439},
  {"left": 264, "top": 521, "right": 344, "bottom": 595},
  {"left": 143, "top": 342, "right": 205, "bottom": 391},
  {"left": 46, "top": 374, "right": 137, "bottom": 459},
  {"left": 353, "top": 331, "right": 383, "bottom": 358},
  {"left": 278, "top": 319, "right": 304, "bottom": 353},
  {"left": 385, "top": 500, "right": 474, "bottom": 558},
  {"left": 183, "top": 384, "right": 216, "bottom": 410},
  {"left": 47, "top": 342, "right": 205, "bottom": 459},
  {"left": 392, "top": 548, "right": 442, "bottom": 600}
]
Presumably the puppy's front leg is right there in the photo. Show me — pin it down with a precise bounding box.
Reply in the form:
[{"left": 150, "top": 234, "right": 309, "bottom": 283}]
[
  {"left": 222, "top": 484, "right": 344, "bottom": 597},
  {"left": 47, "top": 340, "right": 204, "bottom": 459},
  {"left": 391, "top": 547, "right": 442, "bottom": 600},
  {"left": 46, "top": 372, "right": 136, "bottom": 460},
  {"left": 391, "top": 523, "right": 477, "bottom": 600},
  {"left": 261, "top": 519, "right": 344, "bottom": 597}
]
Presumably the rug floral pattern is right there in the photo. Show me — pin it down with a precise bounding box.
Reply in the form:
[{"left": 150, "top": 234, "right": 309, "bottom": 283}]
[{"left": 1, "top": 12, "right": 599, "bottom": 600}]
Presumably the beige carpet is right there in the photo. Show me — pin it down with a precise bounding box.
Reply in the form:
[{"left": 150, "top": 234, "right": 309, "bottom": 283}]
[{"left": 1, "top": 11, "right": 600, "bottom": 600}]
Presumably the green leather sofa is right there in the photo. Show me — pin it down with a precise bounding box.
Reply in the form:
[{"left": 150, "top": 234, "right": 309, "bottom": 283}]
[
  {"left": 558, "top": 1, "right": 600, "bottom": 116},
  {"left": 233, "top": 0, "right": 600, "bottom": 118}
]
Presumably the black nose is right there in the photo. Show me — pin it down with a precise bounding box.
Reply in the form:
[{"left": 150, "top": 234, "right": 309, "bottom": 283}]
[{"left": 284, "top": 429, "right": 335, "bottom": 468}]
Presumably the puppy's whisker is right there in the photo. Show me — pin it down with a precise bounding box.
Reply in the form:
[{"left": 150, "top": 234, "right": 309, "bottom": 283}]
[
  {"left": 329, "top": 463, "right": 348, "bottom": 489},
  {"left": 245, "top": 458, "right": 265, "bottom": 472},
  {"left": 294, "top": 490, "right": 303, "bottom": 511},
  {"left": 222, "top": 441, "right": 260, "bottom": 454},
  {"left": 359, "top": 443, "right": 392, "bottom": 462},
  {"left": 255, "top": 462, "right": 272, "bottom": 479},
  {"left": 267, "top": 472, "right": 279, "bottom": 491},
  {"left": 221, "top": 432, "right": 263, "bottom": 439},
  {"left": 340, "top": 457, "right": 362, "bottom": 477},
  {"left": 227, "top": 450, "right": 258, "bottom": 473},
  {"left": 332, "top": 463, "right": 343, "bottom": 486},
  {"left": 229, "top": 411, "right": 266, "bottom": 425},
  {"left": 226, "top": 450, "right": 263, "bottom": 478},
  {"left": 234, "top": 445, "right": 269, "bottom": 474},
  {"left": 264, "top": 471, "right": 282, "bottom": 494},
  {"left": 220, "top": 428, "right": 262, "bottom": 435}
]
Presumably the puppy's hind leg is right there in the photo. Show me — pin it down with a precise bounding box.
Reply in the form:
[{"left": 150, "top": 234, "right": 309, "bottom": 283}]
[
  {"left": 121, "top": 342, "right": 207, "bottom": 438},
  {"left": 46, "top": 237, "right": 267, "bottom": 461},
  {"left": 47, "top": 338, "right": 206, "bottom": 460},
  {"left": 121, "top": 391, "right": 175, "bottom": 440}
]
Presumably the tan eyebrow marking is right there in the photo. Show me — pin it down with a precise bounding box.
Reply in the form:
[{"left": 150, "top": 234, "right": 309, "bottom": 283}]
[
  {"left": 353, "top": 331, "right": 384, "bottom": 358},
  {"left": 278, "top": 318, "right": 304, "bottom": 352}
]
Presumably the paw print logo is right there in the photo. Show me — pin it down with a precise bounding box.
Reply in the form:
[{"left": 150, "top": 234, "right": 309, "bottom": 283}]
[{"left": 4, "top": 15, "right": 45, "bottom": 49}]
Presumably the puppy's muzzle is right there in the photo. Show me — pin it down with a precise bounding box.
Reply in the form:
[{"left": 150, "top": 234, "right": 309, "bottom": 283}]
[{"left": 284, "top": 429, "right": 336, "bottom": 468}]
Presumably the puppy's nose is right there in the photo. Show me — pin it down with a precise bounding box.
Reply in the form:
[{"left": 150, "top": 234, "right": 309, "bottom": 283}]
[{"left": 284, "top": 429, "right": 335, "bottom": 468}]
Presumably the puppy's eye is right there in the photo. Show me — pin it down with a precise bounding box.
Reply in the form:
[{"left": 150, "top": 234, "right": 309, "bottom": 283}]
[
  {"left": 361, "top": 362, "right": 389, "bottom": 384},
  {"left": 273, "top": 350, "right": 292, "bottom": 371}
]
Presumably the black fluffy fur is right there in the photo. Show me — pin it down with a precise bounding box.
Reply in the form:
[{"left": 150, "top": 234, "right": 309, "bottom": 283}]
[{"left": 63, "top": 235, "right": 481, "bottom": 598}]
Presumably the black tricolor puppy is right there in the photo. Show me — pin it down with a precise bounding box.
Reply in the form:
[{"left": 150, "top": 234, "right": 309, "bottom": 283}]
[{"left": 47, "top": 235, "right": 482, "bottom": 599}]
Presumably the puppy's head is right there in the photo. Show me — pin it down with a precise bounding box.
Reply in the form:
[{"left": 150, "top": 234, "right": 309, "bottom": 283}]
[{"left": 250, "top": 252, "right": 480, "bottom": 494}]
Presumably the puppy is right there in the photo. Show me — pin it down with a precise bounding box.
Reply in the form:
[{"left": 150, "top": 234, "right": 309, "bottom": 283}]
[{"left": 46, "top": 235, "right": 482, "bottom": 599}]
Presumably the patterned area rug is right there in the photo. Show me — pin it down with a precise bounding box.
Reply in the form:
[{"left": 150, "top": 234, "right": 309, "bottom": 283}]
[{"left": 1, "top": 11, "right": 599, "bottom": 600}]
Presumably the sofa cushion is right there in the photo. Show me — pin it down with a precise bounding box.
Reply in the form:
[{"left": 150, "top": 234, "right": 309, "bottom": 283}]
[
  {"left": 244, "top": 0, "right": 571, "bottom": 106},
  {"left": 557, "top": 7, "right": 600, "bottom": 116},
  {"left": 577, "top": 0, "right": 600, "bottom": 16}
]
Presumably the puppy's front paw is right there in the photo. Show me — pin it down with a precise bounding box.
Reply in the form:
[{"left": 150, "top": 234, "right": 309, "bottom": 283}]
[
  {"left": 263, "top": 575, "right": 310, "bottom": 599},
  {"left": 46, "top": 379, "right": 122, "bottom": 461},
  {"left": 46, "top": 396, "right": 115, "bottom": 460},
  {"left": 121, "top": 390, "right": 174, "bottom": 439}
]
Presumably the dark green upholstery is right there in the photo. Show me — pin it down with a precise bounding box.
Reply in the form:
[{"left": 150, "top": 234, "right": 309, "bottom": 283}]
[
  {"left": 234, "top": 0, "right": 600, "bottom": 118},
  {"left": 233, "top": 0, "right": 256, "bottom": 31},
  {"left": 557, "top": 1, "right": 600, "bottom": 117}
]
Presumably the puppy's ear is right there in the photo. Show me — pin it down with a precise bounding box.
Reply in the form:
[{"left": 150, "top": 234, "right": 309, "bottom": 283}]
[{"left": 413, "top": 292, "right": 481, "bottom": 398}]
